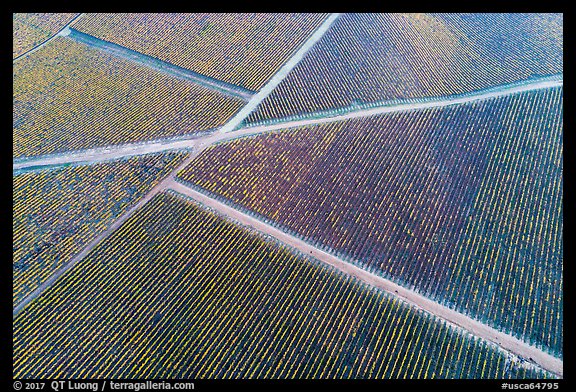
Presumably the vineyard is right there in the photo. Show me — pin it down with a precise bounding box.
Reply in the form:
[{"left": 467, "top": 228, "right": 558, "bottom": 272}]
[
  {"left": 73, "top": 13, "right": 329, "bottom": 91},
  {"left": 13, "top": 191, "right": 550, "bottom": 379},
  {"left": 245, "top": 13, "right": 563, "bottom": 125},
  {"left": 13, "top": 152, "right": 186, "bottom": 307},
  {"left": 178, "top": 87, "right": 563, "bottom": 357},
  {"left": 13, "top": 13, "right": 79, "bottom": 58},
  {"left": 13, "top": 37, "right": 244, "bottom": 159},
  {"left": 12, "top": 13, "right": 563, "bottom": 380}
]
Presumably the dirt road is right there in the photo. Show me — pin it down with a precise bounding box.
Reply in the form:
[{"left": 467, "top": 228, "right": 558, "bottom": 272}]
[
  {"left": 13, "top": 135, "right": 202, "bottom": 174},
  {"left": 13, "top": 76, "right": 562, "bottom": 173},
  {"left": 13, "top": 13, "right": 85, "bottom": 63},
  {"left": 12, "top": 151, "right": 200, "bottom": 316},
  {"left": 236, "top": 76, "right": 563, "bottom": 133},
  {"left": 166, "top": 180, "right": 563, "bottom": 378},
  {"left": 215, "top": 13, "right": 342, "bottom": 135},
  {"left": 67, "top": 28, "right": 254, "bottom": 101}
]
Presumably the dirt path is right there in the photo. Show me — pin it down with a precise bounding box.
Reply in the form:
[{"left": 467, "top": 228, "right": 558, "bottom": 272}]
[
  {"left": 12, "top": 19, "right": 563, "bottom": 377},
  {"left": 13, "top": 136, "right": 203, "bottom": 174},
  {"left": 13, "top": 76, "right": 562, "bottom": 173},
  {"left": 236, "top": 76, "right": 563, "bottom": 132},
  {"left": 13, "top": 13, "right": 85, "bottom": 63},
  {"left": 166, "top": 180, "right": 563, "bottom": 378},
  {"left": 12, "top": 151, "right": 200, "bottom": 316},
  {"left": 67, "top": 28, "right": 254, "bottom": 101},
  {"left": 215, "top": 13, "right": 342, "bottom": 135}
]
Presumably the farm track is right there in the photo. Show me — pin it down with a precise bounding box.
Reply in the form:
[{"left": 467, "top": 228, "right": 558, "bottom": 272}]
[
  {"left": 241, "top": 75, "right": 563, "bottom": 128},
  {"left": 12, "top": 13, "right": 343, "bottom": 305},
  {"left": 215, "top": 13, "right": 342, "bottom": 135},
  {"left": 166, "top": 180, "right": 563, "bottom": 378},
  {"left": 13, "top": 13, "right": 85, "bottom": 62},
  {"left": 13, "top": 13, "right": 342, "bottom": 174},
  {"left": 12, "top": 151, "right": 200, "bottom": 316},
  {"left": 12, "top": 15, "right": 563, "bottom": 379},
  {"left": 66, "top": 29, "right": 254, "bottom": 101},
  {"left": 13, "top": 76, "right": 563, "bottom": 173}
]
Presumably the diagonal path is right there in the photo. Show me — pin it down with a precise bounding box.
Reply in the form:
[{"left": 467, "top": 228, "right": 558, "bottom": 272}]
[
  {"left": 166, "top": 179, "right": 563, "bottom": 378},
  {"left": 215, "top": 13, "right": 342, "bottom": 134},
  {"left": 13, "top": 13, "right": 343, "bottom": 173},
  {"left": 238, "top": 75, "right": 563, "bottom": 130},
  {"left": 13, "top": 75, "right": 562, "bottom": 173},
  {"left": 67, "top": 28, "right": 254, "bottom": 101},
  {"left": 14, "top": 149, "right": 564, "bottom": 377},
  {"left": 13, "top": 13, "right": 85, "bottom": 62},
  {"left": 12, "top": 151, "right": 201, "bottom": 316},
  {"left": 12, "top": 15, "right": 563, "bottom": 378}
]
